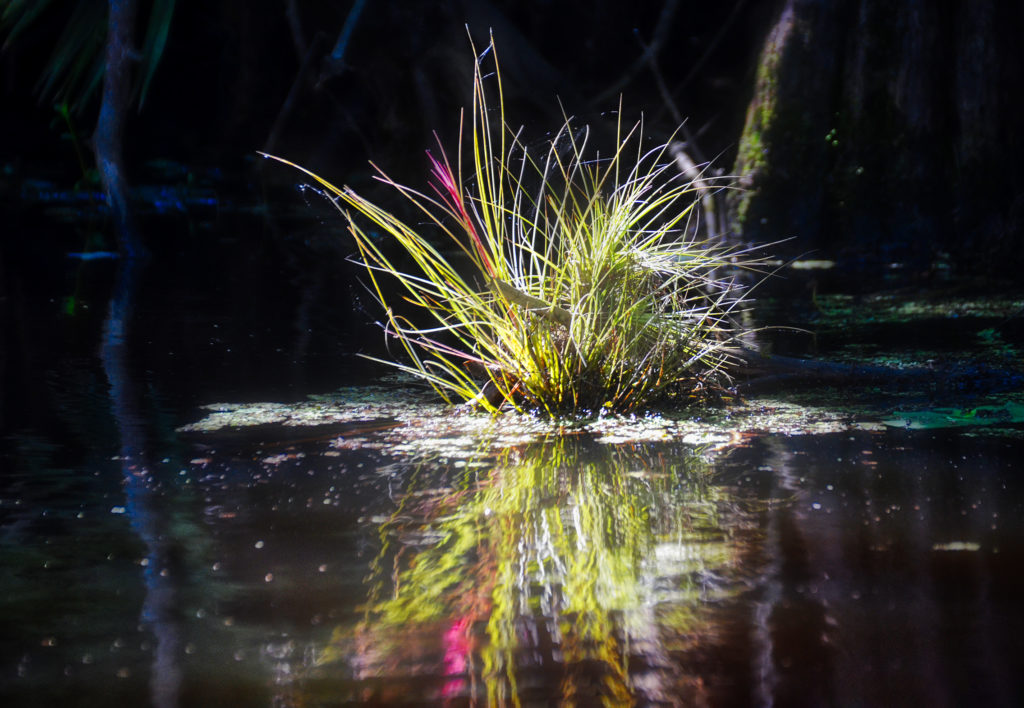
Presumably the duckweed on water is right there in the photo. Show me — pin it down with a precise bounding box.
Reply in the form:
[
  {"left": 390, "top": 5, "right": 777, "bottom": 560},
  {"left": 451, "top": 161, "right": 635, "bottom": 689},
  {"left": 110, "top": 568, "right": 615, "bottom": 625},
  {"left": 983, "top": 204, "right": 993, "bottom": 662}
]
[
  {"left": 178, "top": 285, "right": 1024, "bottom": 456},
  {"left": 881, "top": 399, "right": 1024, "bottom": 431},
  {"left": 809, "top": 293, "right": 1024, "bottom": 326},
  {"left": 179, "top": 378, "right": 1024, "bottom": 463},
  {"left": 177, "top": 377, "right": 899, "bottom": 460}
]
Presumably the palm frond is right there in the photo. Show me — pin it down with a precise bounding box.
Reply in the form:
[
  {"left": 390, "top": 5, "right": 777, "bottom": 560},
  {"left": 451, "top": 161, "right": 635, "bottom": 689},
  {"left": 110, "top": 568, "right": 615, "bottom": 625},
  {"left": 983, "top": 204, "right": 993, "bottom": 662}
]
[
  {"left": 1, "top": 0, "right": 177, "bottom": 114},
  {"left": 135, "top": 0, "right": 176, "bottom": 110}
]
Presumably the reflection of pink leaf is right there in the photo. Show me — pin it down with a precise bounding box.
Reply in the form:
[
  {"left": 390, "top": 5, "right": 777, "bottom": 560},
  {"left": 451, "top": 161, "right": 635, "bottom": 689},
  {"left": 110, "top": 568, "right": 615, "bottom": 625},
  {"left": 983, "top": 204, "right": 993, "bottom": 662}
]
[{"left": 441, "top": 615, "right": 473, "bottom": 698}]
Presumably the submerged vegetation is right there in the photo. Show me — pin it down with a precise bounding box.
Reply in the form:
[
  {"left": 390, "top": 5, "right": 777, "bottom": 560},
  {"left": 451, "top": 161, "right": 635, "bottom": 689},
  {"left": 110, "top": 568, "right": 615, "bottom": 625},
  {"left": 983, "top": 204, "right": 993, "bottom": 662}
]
[{"left": 266, "top": 36, "right": 764, "bottom": 416}]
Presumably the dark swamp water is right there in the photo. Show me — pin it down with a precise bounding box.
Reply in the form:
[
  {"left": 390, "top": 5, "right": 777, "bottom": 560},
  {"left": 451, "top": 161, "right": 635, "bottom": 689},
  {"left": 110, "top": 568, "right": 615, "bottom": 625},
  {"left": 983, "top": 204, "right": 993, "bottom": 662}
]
[{"left": 3, "top": 184, "right": 1024, "bottom": 707}]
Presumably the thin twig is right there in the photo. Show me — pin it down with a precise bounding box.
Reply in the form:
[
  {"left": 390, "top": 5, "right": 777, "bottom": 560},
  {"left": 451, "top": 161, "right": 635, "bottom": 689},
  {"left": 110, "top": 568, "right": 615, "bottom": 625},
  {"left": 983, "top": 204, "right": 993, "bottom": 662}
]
[
  {"left": 631, "top": 32, "right": 720, "bottom": 241},
  {"left": 284, "top": 0, "right": 307, "bottom": 61},
  {"left": 674, "top": 0, "right": 747, "bottom": 94},
  {"left": 590, "top": 0, "right": 680, "bottom": 107},
  {"left": 669, "top": 141, "right": 719, "bottom": 241},
  {"left": 319, "top": 0, "right": 368, "bottom": 84},
  {"left": 264, "top": 33, "right": 325, "bottom": 154}
]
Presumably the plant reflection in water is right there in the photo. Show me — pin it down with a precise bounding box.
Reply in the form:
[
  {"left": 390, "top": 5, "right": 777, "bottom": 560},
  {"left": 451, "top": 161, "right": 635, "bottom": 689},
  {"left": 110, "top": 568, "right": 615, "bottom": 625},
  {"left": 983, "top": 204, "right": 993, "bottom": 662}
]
[{"left": 309, "top": 438, "right": 751, "bottom": 705}]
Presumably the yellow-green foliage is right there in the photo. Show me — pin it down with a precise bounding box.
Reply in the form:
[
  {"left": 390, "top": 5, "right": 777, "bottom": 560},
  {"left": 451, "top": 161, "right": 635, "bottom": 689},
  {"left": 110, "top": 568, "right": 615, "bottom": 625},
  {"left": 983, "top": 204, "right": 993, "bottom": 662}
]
[{"left": 265, "top": 35, "right": 757, "bottom": 415}]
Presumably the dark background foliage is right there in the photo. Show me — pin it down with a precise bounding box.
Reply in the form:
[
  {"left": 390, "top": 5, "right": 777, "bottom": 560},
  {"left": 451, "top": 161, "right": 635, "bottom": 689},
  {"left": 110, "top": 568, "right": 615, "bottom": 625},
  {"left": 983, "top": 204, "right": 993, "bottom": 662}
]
[
  {"left": 0, "top": 1, "right": 762, "bottom": 177},
  {"left": 2, "top": 0, "right": 1023, "bottom": 278}
]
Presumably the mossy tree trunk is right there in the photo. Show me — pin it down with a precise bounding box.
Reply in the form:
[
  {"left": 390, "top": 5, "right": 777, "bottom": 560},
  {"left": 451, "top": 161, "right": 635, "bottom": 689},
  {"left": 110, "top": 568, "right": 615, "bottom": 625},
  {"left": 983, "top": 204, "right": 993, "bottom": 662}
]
[{"left": 731, "top": 0, "right": 1024, "bottom": 277}]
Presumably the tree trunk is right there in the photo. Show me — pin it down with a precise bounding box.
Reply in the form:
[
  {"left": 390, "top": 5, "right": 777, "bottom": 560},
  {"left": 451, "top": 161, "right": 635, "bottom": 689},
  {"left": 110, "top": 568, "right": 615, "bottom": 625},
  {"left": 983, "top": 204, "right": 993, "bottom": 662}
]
[
  {"left": 730, "top": 0, "right": 1024, "bottom": 279},
  {"left": 94, "top": 0, "right": 144, "bottom": 258}
]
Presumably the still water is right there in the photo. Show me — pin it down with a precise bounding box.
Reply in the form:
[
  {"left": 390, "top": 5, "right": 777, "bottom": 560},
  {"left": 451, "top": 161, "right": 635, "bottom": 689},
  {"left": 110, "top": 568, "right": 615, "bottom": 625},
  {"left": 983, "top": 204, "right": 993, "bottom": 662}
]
[{"left": 2, "top": 206, "right": 1023, "bottom": 706}]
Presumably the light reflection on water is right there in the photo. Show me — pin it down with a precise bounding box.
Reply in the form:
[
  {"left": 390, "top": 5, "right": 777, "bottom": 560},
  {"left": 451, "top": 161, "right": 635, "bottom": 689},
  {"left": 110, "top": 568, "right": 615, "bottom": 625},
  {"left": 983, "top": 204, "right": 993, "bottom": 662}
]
[
  {"left": 309, "top": 439, "right": 746, "bottom": 706},
  {"left": 7, "top": 418, "right": 1023, "bottom": 706}
]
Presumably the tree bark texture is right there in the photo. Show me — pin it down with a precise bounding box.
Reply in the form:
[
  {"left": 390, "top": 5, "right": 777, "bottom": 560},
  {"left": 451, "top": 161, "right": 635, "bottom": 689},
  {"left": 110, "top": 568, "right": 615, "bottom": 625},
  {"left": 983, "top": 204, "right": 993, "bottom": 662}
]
[
  {"left": 730, "top": 0, "right": 1024, "bottom": 277},
  {"left": 94, "top": 0, "right": 142, "bottom": 257}
]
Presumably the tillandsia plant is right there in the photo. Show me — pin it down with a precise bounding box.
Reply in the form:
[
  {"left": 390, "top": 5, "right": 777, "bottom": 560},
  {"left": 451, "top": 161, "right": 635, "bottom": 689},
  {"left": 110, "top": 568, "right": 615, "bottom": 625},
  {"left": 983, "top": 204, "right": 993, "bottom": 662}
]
[{"left": 264, "top": 37, "right": 763, "bottom": 416}]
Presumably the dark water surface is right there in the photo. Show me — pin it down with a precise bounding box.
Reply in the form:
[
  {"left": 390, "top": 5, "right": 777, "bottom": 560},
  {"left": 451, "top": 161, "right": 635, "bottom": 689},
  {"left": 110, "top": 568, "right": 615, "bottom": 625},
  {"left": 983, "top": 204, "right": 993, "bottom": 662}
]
[{"left": 3, "top": 203, "right": 1024, "bottom": 706}]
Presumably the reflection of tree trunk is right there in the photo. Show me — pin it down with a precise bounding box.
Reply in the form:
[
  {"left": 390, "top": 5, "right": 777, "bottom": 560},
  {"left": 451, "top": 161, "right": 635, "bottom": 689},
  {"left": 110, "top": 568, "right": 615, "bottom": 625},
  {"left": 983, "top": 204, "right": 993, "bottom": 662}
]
[
  {"left": 94, "top": 0, "right": 144, "bottom": 257},
  {"left": 731, "top": 0, "right": 1024, "bottom": 276},
  {"left": 101, "top": 254, "right": 181, "bottom": 708}
]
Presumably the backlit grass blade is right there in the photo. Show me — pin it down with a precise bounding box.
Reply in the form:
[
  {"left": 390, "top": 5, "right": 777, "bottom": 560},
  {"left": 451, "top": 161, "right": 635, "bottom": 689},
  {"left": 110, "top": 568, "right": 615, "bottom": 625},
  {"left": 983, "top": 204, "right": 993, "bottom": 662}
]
[{"left": 264, "top": 32, "right": 768, "bottom": 416}]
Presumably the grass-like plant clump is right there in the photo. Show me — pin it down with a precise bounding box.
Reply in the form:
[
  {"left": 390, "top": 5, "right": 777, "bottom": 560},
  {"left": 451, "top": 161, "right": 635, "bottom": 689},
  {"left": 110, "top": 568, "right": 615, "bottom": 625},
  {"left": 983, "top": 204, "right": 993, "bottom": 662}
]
[{"left": 265, "top": 37, "right": 763, "bottom": 416}]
